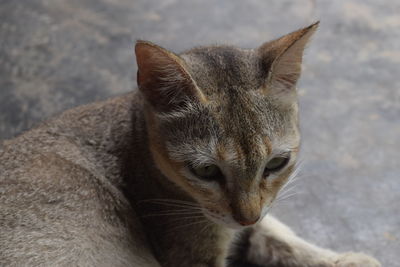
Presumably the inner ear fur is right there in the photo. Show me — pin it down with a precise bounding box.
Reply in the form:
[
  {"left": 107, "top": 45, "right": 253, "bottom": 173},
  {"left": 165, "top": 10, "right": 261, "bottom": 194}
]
[{"left": 258, "top": 22, "right": 319, "bottom": 97}]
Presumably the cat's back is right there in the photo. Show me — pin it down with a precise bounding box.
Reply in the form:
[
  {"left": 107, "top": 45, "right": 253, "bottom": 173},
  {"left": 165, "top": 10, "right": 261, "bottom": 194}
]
[
  {"left": 0, "top": 92, "right": 137, "bottom": 192},
  {"left": 0, "top": 92, "right": 158, "bottom": 267}
]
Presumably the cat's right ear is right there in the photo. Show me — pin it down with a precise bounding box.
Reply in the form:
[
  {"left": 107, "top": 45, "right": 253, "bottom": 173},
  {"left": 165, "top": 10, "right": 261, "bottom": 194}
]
[
  {"left": 258, "top": 22, "right": 319, "bottom": 100},
  {"left": 135, "top": 41, "right": 206, "bottom": 113}
]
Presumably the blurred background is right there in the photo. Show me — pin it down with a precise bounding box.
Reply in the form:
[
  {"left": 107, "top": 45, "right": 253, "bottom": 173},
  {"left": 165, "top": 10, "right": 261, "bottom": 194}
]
[{"left": 0, "top": 0, "right": 399, "bottom": 265}]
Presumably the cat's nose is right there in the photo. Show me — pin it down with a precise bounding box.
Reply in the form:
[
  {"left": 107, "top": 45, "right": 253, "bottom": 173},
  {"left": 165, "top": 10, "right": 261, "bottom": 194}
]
[
  {"left": 231, "top": 193, "right": 262, "bottom": 226},
  {"left": 236, "top": 217, "right": 260, "bottom": 226},
  {"left": 233, "top": 213, "right": 260, "bottom": 226}
]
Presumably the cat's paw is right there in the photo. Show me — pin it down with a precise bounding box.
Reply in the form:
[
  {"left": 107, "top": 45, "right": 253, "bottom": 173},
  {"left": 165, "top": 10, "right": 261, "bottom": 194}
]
[{"left": 333, "top": 252, "right": 381, "bottom": 267}]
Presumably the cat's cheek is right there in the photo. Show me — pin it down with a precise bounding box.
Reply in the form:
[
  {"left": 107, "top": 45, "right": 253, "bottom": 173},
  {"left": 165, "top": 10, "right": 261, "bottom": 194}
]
[
  {"left": 259, "top": 166, "right": 295, "bottom": 209},
  {"left": 191, "top": 187, "right": 231, "bottom": 216},
  {"left": 271, "top": 166, "right": 295, "bottom": 191},
  {"left": 148, "top": 140, "right": 196, "bottom": 194}
]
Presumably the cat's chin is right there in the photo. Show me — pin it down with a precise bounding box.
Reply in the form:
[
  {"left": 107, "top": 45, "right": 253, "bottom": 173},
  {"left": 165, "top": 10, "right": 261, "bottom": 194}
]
[{"left": 223, "top": 223, "right": 249, "bottom": 230}]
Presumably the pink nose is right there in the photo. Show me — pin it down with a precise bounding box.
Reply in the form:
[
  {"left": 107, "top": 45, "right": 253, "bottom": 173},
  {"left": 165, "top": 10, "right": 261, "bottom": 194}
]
[{"left": 236, "top": 217, "right": 260, "bottom": 226}]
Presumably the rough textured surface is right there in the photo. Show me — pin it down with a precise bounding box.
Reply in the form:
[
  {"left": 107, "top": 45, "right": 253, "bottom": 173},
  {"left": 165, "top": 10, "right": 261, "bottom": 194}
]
[{"left": 0, "top": 0, "right": 398, "bottom": 266}]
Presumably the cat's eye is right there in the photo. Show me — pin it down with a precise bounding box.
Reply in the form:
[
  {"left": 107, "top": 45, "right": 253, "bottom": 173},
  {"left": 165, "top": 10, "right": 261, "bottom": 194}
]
[
  {"left": 189, "top": 164, "right": 223, "bottom": 182},
  {"left": 263, "top": 156, "right": 290, "bottom": 176}
]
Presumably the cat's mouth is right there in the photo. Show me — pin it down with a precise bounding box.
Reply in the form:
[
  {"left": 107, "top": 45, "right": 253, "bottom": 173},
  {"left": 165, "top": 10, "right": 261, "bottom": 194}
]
[
  {"left": 202, "top": 208, "right": 259, "bottom": 230},
  {"left": 202, "top": 203, "right": 273, "bottom": 229}
]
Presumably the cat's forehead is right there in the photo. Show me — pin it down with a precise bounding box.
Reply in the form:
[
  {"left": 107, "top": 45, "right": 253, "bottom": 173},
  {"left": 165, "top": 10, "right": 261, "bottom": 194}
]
[
  {"left": 180, "top": 46, "right": 264, "bottom": 95},
  {"left": 161, "top": 94, "right": 298, "bottom": 163}
]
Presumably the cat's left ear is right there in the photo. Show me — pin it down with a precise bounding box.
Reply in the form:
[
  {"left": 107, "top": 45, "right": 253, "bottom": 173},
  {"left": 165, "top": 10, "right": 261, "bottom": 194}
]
[{"left": 258, "top": 22, "right": 319, "bottom": 98}]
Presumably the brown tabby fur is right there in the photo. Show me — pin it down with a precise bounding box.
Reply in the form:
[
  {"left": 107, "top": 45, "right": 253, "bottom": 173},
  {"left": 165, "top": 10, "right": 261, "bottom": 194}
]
[{"left": 0, "top": 23, "right": 380, "bottom": 267}]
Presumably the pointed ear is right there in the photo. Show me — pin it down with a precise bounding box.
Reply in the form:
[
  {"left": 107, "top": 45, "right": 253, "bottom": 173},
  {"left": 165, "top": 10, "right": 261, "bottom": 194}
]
[
  {"left": 258, "top": 22, "right": 319, "bottom": 98},
  {"left": 135, "top": 41, "right": 206, "bottom": 112}
]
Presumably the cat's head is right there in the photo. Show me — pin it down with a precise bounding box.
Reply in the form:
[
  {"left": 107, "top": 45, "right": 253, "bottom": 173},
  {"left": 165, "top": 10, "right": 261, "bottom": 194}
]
[{"left": 135, "top": 23, "right": 318, "bottom": 229}]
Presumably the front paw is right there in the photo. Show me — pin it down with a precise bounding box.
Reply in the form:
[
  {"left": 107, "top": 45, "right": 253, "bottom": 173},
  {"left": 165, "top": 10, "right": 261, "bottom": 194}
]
[{"left": 334, "top": 252, "right": 381, "bottom": 267}]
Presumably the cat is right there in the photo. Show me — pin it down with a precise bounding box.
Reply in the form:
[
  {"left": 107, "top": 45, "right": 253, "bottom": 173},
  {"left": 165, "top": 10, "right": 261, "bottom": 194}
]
[{"left": 0, "top": 22, "right": 381, "bottom": 267}]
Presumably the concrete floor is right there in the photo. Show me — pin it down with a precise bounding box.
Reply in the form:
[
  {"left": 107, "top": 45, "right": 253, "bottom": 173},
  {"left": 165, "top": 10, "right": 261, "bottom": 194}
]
[{"left": 0, "top": 0, "right": 399, "bottom": 266}]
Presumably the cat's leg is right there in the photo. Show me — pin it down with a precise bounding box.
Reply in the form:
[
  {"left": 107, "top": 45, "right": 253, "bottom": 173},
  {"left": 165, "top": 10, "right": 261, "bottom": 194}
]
[{"left": 229, "top": 215, "right": 381, "bottom": 267}]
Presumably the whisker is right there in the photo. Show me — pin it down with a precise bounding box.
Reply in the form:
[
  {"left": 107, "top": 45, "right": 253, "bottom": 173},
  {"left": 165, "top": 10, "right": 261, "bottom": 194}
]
[
  {"left": 138, "top": 199, "right": 202, "bottom": 211},
  {"left": 166, "top": 219, "right": 209, "bottom": 234},
  {"left": 277, "top": 185, "right": 298, "bottom": 198},
  {"left": 275, "top": 192, "right": 301, "bottom": 203},
  {"left": 278, "top": 162, "right": 303, "bottom": 195},
  {"left": 139, "top": 202, "right": 203, "bottom": 210},
  {"left": 170, "top": 215, "right": 206, "bottom": 221},
  {"left": 199, "top": 222, "right": 213, "bottom": 235},
  {"left": 280, "top": 177, "right": 297, "bottom": 194},
  {"left": 141, "top": 207, "right": 202, "bottom": 213},
  {"left": 141, "top": 211, "right": 204, "bottom": 218},
  {"left": 139, "top": 198, "right": 199, "bottom": 206},
  {"left": 270, "top": 162, "right": 306, "bottom": 210}
]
